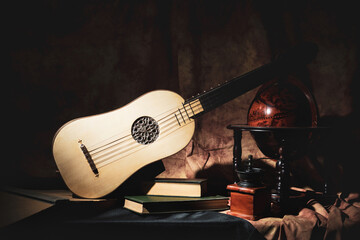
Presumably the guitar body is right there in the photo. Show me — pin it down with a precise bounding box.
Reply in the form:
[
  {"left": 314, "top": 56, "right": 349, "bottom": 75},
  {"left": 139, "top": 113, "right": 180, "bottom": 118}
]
[{"left": 53, "top": 90, "right": 195, "bottom": 198}]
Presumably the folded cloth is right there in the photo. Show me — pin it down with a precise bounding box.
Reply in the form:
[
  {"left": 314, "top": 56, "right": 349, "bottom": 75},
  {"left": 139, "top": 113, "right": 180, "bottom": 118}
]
[{"left": 248, "top": 192, "right": 360, "bottom": 240}]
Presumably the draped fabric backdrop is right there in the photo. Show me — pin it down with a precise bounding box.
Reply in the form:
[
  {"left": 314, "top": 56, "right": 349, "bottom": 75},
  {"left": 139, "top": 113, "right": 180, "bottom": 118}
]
[{"left": 4, "top": 0, "right": 360, "bottom": 194}]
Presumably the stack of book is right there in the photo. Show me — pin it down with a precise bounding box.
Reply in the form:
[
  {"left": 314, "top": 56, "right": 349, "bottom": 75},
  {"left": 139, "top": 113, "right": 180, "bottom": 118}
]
[{"left": 123, "top": 178, "right": 229, "bottom": 214}]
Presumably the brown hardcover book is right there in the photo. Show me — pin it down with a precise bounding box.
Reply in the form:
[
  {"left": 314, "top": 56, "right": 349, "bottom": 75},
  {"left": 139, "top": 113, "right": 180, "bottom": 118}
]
[
  {"left": 123, "top": 195, "right": 229, "bottom": 214},
  {"left": 142, "top": 178, "right": 207, "bottom": 197}
]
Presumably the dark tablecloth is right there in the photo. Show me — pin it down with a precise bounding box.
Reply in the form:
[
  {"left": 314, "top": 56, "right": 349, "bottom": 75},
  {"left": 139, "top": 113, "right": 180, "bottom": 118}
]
[{"left": 1, "top": 201, "right": 264, "bottom": 240}]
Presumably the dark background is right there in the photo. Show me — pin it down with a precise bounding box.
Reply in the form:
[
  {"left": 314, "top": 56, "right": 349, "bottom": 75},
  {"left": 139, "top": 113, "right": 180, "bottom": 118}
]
[{"left": 4, "top": 0, "right": 360, "bottom": 194}]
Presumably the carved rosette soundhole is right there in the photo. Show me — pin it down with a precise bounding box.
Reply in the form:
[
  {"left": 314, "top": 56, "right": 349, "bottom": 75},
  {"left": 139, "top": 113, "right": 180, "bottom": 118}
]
[{"left": 131, "top": 116, "right": 159, "bottom": 145}]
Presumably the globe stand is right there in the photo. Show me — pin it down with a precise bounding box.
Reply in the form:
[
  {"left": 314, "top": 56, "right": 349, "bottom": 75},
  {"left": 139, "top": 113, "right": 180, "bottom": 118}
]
[
  {"left": 227, "top": 124, "right": 324, "bottom": 217},
  {"left": 271, "top": 141, "right": 292, "bottom": 214}
]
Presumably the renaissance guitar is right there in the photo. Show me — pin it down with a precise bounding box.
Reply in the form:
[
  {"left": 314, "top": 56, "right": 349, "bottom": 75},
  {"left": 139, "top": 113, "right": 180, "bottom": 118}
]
[{"left": 53, "top": 43, "right": 318, "bottom": 198}]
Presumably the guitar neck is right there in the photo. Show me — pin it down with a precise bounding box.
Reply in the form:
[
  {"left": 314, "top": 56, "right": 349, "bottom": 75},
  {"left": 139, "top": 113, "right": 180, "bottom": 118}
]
[{"left": 184, "top": 62, "right": 277, "bottom": 119}]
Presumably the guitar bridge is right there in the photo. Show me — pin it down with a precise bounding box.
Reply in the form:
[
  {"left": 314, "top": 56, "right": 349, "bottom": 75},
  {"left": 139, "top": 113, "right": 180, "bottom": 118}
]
[{"left": 79, "top": 140, "right": 99, "bottom": 177}]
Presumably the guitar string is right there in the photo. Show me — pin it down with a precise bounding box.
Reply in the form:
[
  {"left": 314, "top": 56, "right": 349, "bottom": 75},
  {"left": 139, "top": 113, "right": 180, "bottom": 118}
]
[
  {"left": 89, "top": 88, "right": 231, "bottom": 167},
  {"left": 91, "top": 109, "right": 193, "bottom": 163},
  {"left": 97, "top": 119, "right": 193, "bottom": 169},
  {"left": 96, "top": 117, "right": 190, "bottom": 169},
  {"left": 90, "top": 90, "right": 230, "bottom": 167},
  {"left": 92, "top": 104, "right": 200, "bottom": 164},
  {"left": 88, "top": 102, "right": 202, "bottom": 156},
  {"left": 92, "top": 105, "right": 213, "bottom": 168},
  {"left": 88, "top": 106, "right": 181, "bottom": 154}
]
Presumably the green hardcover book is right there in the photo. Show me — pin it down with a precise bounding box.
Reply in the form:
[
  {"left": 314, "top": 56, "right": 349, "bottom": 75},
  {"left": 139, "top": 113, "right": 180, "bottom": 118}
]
[
  {"left": 123, "top": 195, "right": 229, "bottom": 214},
  {"left": 142, "top": 178, "right": 207, "bottom": 197}
]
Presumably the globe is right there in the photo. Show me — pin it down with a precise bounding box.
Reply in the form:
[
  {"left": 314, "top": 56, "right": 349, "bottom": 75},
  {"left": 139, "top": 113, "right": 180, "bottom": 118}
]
[{"left": 247, "top": 76, "right": 318, "bottom": 159}]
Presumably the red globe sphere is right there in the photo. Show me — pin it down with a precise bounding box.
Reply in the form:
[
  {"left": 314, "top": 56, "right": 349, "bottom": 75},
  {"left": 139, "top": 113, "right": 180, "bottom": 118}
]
[
  {"left": 248, "top": 76, "right": 318, "bottom": 127},
  {"left": 247, "top": 76, "right": 318, "bottom": 159}
]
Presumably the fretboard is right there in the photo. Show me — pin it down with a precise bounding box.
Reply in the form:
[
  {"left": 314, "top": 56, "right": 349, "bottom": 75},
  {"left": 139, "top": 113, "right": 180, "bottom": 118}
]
[{"left": 183, "top": 62, "right": 276, "bottom": 119}]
